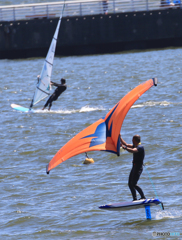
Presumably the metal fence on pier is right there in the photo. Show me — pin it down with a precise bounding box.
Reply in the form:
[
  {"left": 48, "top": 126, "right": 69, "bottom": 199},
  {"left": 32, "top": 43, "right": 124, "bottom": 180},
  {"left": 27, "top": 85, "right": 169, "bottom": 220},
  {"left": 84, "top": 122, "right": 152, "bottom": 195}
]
[{"left": 0, "top": 0, "right": 181, "bottom": 22}]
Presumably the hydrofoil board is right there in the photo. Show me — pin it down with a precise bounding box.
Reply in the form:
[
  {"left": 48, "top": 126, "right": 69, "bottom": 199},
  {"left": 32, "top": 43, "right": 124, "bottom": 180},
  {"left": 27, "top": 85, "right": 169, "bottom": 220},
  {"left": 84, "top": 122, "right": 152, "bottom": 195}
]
[
  {"left": 99, "top": 198, "right": 163, "bottom": 211},
  {"left": 11, "top": 104, "right": 34, "bottom": 113}
]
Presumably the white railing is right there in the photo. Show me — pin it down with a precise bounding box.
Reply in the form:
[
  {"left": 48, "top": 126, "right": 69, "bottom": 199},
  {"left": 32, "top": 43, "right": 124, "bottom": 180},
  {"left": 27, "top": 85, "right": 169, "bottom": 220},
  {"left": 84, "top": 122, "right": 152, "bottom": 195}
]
[{"left": 0, "top": 0, "right": 181, "bottom": 22}]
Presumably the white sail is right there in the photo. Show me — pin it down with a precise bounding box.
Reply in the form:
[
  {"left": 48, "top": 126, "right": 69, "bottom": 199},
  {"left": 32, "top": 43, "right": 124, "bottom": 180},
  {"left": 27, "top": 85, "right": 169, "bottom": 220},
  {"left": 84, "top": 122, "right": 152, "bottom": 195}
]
[{"left": 30, "top": 6, "right": 64, "bottom": 109}]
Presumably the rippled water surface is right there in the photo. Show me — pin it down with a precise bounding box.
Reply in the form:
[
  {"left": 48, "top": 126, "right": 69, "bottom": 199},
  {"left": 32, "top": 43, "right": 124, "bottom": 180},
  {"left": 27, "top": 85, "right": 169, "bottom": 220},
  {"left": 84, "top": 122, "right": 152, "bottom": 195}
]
[{"left": 1, "top": 48, "right": 182, "bottom": 239}]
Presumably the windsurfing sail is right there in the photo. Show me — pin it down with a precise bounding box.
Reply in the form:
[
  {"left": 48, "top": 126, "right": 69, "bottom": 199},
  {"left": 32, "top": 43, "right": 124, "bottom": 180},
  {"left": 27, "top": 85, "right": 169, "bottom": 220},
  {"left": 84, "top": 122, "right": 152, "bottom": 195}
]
[
  {"left": 29, "top": 4, "right": 65, "bottom": 109},
  {"left": 46, "top": 78, "right": 157, "bottom": 174}
]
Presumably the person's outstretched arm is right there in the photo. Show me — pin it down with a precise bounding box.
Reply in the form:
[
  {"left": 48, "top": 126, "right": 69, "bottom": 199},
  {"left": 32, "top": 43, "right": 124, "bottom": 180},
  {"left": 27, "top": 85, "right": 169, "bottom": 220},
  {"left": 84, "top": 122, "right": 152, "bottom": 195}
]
[{"left": 120, "top": 134, "right": 133, "bottom": 148}]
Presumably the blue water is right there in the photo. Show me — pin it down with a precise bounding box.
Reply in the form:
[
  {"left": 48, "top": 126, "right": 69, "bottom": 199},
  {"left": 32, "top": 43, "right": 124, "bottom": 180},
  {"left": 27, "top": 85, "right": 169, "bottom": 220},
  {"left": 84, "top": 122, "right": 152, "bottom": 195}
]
[{"left": 1, "top": 48, "right": 182, "bottom": 239}]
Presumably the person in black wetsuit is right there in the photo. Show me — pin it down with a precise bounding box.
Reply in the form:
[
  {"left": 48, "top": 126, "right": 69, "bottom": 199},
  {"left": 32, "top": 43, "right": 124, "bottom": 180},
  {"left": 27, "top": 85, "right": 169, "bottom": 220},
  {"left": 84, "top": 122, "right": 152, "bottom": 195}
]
[
  {"left": 120, "top": 134, "right": 146, "bottom": 201},
  {"left": 42, "top": 78, "right": 67, "bottom": 110}
]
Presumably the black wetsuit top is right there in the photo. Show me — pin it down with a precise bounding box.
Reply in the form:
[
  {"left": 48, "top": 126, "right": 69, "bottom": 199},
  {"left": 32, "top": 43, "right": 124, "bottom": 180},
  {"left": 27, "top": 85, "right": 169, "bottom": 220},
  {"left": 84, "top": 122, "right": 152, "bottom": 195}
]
[
  {"left": 51, "top": 81, "right": 67, "bottom": 100},
  {"left": 133, "top": 144, "right": 145, "bottom": 168}
]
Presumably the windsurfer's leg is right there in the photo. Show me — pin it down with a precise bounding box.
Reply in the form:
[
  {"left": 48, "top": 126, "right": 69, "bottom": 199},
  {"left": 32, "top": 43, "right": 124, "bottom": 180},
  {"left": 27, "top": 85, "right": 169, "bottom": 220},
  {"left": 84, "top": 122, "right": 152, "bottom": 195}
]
[
  {"left": 42, "top": 96, "right": 51, "bottom": 110},
  {"left": 128, "top": 168, "right": 137, "bottom": 201},
  {"left": 42, "top": 101, "right": 48, "bottom": 110},
  {"left": 48, "top": 96, "right": 57, "bottom": 110},
  {"left": 48, "top": 101, "right": 52, "bottom": 111}
]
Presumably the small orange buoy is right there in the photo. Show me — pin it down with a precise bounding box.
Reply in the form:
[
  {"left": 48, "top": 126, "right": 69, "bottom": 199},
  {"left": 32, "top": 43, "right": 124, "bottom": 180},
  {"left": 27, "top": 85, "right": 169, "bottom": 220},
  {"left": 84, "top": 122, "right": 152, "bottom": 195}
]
[{"left": 83, "top": 158, "right": 94, "bottom": 164}]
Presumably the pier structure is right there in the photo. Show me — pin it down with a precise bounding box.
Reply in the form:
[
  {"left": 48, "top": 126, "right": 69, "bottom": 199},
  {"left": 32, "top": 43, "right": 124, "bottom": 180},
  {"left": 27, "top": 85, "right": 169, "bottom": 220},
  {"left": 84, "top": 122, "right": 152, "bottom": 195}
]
[{"left": 0, "top": 0, "right": 182, "bottom": 59}]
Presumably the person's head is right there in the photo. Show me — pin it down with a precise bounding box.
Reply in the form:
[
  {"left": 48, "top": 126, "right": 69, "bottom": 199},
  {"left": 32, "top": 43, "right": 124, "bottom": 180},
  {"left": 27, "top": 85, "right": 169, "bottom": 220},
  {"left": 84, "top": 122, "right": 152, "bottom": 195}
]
[
  {"left": 61, "top": 78, "right": 66, "bottom": 84},
  {"left": 132, "top": 135, "right": 141, "bottom": 146}
]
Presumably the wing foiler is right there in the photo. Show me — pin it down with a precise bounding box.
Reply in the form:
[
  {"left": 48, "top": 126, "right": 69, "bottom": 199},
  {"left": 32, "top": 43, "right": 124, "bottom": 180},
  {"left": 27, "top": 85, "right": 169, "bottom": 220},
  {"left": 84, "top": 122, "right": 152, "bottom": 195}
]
[{"left": 46, "top": 78, "right": 157, "bottom": 174}]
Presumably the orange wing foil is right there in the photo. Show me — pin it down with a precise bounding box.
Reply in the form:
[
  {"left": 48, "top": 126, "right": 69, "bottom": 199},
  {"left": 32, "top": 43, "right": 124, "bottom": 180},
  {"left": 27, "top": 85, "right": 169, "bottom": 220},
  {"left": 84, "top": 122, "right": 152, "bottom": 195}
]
[{"left": 46, "top": 78, "right": 157, "bottom": 174}]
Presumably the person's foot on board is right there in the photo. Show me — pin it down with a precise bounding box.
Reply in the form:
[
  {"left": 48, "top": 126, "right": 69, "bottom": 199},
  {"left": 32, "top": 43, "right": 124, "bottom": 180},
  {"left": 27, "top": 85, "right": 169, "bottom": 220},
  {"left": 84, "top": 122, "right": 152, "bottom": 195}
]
[{"left": 139, "top": 197, "right": 146, "bottom": 200}]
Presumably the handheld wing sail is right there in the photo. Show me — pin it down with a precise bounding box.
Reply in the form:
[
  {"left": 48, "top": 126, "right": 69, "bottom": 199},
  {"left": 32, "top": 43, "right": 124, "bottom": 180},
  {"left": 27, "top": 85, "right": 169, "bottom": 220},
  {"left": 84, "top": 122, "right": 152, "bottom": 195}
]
[
  {"left": 46, "top": 78, "right": 157, "bottom": 174},
  {"left": 30, "top": 5, "right": 65, "bottom": 109}
]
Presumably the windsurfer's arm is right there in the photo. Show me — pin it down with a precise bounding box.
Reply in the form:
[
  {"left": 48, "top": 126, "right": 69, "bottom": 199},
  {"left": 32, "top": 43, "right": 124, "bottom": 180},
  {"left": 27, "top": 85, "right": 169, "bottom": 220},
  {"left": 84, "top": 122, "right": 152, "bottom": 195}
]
[
  {"left": 50, "top": 81, "right": 56, "bottom": 86},
  {"left": 50, "top": 81, "right": 61, "bottom": 87}
]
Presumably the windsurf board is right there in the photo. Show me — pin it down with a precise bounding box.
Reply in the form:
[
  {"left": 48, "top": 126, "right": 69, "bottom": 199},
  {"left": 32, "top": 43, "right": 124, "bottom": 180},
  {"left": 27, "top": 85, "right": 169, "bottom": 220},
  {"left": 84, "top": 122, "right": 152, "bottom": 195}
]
[{"left": 11, "top": 104, "right": 34, "bottom": 113}]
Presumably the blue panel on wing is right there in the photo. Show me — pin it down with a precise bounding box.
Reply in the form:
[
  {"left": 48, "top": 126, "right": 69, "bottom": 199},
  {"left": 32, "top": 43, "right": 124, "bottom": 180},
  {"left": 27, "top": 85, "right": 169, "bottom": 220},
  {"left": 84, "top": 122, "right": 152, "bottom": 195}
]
[{"left": 81, "top": 122, "right": 106, "bottom": 147}]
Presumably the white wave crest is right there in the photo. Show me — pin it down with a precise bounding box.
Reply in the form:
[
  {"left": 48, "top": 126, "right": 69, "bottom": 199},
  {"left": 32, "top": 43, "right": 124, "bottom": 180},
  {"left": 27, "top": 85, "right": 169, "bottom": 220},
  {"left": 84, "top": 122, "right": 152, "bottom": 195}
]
[
  {"left": 155, "top": 209, "right": 182, "bottom": 220},
  {"left": 34, "top": 105, "right": 105, "bottom": 114},
  {"left": 132, "top": 101, "right": 172, "bottom": 108},
  {"left": 79, "top": 105, "right": 105, "bottom": 112}
]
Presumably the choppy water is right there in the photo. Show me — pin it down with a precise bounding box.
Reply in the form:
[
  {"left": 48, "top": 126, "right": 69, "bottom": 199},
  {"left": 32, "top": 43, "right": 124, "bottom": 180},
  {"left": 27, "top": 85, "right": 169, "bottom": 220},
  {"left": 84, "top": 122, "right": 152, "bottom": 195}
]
[{"left": 1, "top": 48, "right": 182, "bottom": 239}]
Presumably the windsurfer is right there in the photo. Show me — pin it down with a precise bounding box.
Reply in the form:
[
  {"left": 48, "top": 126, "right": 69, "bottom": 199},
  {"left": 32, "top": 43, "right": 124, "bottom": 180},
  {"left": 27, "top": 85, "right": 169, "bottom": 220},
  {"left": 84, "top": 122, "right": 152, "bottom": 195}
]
[
  {"left": 42, "top": 78, "right": 67, "bottom": 110},
  {"left": 120, "top": 134, "right": 146, "bottom": 201}
]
